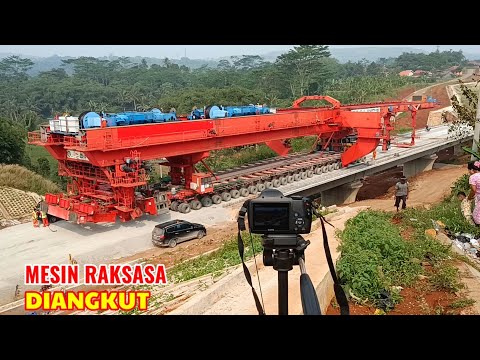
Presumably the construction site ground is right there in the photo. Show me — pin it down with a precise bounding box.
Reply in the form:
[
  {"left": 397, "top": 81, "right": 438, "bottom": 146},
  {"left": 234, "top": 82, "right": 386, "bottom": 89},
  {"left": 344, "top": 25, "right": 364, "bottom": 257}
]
[
  {"left": 163, "top": 162, "right": 479, "bottom": 315},
  {"left": 326, "top": 162, "right": 480, "bottom": 315}
]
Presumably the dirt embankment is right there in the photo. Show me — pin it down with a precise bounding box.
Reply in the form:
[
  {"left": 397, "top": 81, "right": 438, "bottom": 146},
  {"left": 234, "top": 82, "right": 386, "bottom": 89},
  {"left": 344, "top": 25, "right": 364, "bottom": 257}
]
[{"left": 354, "top": 164, "right": 466, "bottom": 211}]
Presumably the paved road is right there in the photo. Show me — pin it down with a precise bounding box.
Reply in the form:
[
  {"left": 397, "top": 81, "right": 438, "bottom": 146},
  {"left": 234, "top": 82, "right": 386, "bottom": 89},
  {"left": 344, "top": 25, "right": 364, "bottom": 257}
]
[{"left": 0, "top": 203, "right": 236, "bottom": 306}]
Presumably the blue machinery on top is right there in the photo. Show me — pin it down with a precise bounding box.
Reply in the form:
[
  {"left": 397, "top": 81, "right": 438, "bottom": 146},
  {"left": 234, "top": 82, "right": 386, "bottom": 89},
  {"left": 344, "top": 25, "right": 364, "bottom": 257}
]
[{"left": 49, "top": 104, "right": 273, "bottom": 133}]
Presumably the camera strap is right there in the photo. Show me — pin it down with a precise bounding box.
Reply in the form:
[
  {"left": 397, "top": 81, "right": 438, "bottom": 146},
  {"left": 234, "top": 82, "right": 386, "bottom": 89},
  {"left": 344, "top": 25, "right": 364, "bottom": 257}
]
[
  {"left": 313, "top": 208, "right": 350, "bottom": 315},
  {"left": 238, "top": 200, "right": 266, "bottom": 315}
]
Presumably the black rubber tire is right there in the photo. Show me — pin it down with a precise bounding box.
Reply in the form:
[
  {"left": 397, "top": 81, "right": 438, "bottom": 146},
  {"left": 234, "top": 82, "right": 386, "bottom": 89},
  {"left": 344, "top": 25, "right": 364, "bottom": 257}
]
[
  {"left": 48, "top": 215, "right": 57, "bottom": 224},
  {"left": 287, "top": 175, "right": 294, "bottom": 183},
  {"left": 307, "top": 170, "right": 314, "bottom": 178},
  {"left": 197, "top": 230, "right": 205, "bottom": 239},
  {"left": 328, "top": 164, "right": 335, "bottom": 172},
  {"left": 221, "top": 192, "right": 232, "bottom": 201},
  {"left": 190, "top": 200, "right": 202, "bottom": 210},
  {"left": 177, "top": 203, "right": 187, "bottom": 213},
  {"left": 171, "top": 201, "right": 180, "bottom": 212},
  {"left": 321, "top": 165, "right": 328, "bottom": 173},
  {"left": 239, "top": 188, "right": 250, "bottom": 197},
  {"left": 272, "top": 179, "right": 281, "bottom": 187},
  {"left": 300, "top": 172, "right": 308, "bottom": 180},
  {"left": 334, "top": 161, "right": 341, "bottom": 170},
  {"left": 279, "top": 177, "right": 288, "bottom": 185},
  {"left": 230, "top": 189, "right": 240, "bottom": 199},
  {"left": 294, "top": 173, "right": 301, "bottom": 181},
  {"left": 168, "top": 239, "right": 177, "bottom": 248},
  {"left": 257, "top": 183, "right": 266, "bottom": 192},
  {"left": 248, "top": 185, "right": 258, "bottom": 194},
  {"left": 212, "top": 194, "right": 222, "bottom": 204},
  {"left": 265, "top": 181, "right": 273, "bottom": 189},
  {"left": 314, "top": 167, "right": 323, "bottom": 175},
  {"left": 201, "top": 196, "right": 213, "bottom": 207}
]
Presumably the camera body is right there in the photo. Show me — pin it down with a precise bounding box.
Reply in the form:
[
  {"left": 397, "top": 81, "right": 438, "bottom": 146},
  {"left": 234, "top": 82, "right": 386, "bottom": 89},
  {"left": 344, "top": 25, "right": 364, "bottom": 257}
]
[{"left": 247, "top": 189, "right": 312, "bottom": 235}]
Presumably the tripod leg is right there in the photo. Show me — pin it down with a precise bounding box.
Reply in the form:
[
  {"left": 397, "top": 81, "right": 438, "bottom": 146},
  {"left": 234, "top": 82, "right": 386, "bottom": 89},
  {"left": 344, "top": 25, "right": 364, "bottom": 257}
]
[{"left": 278, "top": 271, "right": 288, "bottom": 315}]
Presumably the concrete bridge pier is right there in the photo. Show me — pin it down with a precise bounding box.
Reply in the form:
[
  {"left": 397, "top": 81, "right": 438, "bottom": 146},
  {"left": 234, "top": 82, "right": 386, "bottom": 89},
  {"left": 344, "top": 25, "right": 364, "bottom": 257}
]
[
  {"left": 320, "top": 180, "right": 363, "bottom": 207},
  {"left": 403, "top": 154, "right": 438, "bottom": 179}
]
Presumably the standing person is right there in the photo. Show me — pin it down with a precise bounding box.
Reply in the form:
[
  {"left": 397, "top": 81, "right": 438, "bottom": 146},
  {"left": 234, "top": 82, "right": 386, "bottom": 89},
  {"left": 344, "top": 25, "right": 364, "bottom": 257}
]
[
  {"left": 468, "top": 161, "right": 480, "bottom": 225},
  {"left": 32, "top": 208, "right": 39, "bottom": 228},
  {"left": 41, "top": 210, "right": 49, "bottom": 228},
  {"left": 394, "top": 176, "right": 409, "bottom": 211}
]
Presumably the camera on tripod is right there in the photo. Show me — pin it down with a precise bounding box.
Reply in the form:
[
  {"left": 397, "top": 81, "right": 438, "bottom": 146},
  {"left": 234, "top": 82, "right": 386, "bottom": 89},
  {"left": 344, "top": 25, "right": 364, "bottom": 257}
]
[
  {"left": 248, "top": 190, "right": 313, "bottom": 269},
  {"left": 239, "top": 189, "right": 320, "bottom": 315},
  {"left": 248, "top": 190, "right": 313, "bottom": 235},
  {"left": 237, "top": 188, "right": 349, "bottom": 315}
]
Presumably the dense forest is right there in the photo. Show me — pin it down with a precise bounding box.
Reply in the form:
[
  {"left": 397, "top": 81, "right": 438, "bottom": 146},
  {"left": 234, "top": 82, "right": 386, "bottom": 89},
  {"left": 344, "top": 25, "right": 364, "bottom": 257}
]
[{"left": 0, "top": 45, "right": 468, "bottom": 188}]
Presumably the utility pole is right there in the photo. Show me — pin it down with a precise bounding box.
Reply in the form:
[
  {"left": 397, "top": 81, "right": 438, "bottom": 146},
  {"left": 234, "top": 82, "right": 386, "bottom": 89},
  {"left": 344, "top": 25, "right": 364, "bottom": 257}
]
[{"left": 472, "top": 87, "right": 480, "bottom": 160}]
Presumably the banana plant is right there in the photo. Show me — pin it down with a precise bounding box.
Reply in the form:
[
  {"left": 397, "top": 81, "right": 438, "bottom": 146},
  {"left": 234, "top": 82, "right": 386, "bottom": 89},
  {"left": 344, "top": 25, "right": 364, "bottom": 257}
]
[{"left": 462, "top": 139, "right": 480, "bottom": 159}]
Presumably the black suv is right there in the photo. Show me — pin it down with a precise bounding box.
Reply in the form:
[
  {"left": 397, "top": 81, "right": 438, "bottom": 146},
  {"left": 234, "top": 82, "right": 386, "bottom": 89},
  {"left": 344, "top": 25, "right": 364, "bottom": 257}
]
[{"left": 152, "top": 220, "right": 206, "bottom": 248}]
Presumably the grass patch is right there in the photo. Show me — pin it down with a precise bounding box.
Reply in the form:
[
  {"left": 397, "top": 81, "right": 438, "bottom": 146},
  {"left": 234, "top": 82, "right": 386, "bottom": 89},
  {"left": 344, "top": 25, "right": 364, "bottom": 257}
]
[
  {"left": 429, "top": 264, "right": 463, "bottom": 292},
  {"left": 449, "top": 298, "right": 476, "bottom": 309},
  {"left": 0, "top": 164, "right": 60, "bottom": 195},
  {"left": 168, "top": 232, "right": 263, "bottom": 283},
  {"left": 336, "top": 173, "right": 477, "bottom": 310},
  {"left": 25, "top": 144, "right": 57, "bottom": 173},
  {"left": 336, "top": 210, "right": 425, "bottom": 306},
  {"left": 391, "top": 127, "right": 412, "bottom": 135}
]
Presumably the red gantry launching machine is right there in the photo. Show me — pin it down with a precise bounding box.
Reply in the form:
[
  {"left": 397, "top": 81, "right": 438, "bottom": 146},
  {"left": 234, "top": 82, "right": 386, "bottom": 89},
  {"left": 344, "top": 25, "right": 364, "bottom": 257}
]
[{"left": 28, "top": 96, "right": 437, "bottom": 224}]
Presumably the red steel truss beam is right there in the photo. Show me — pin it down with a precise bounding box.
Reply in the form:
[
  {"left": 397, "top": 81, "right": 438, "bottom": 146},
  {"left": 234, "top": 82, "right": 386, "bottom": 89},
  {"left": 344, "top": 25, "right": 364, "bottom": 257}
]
[{"left": 29, "top": 98, "right": 437, "bottom": 168}]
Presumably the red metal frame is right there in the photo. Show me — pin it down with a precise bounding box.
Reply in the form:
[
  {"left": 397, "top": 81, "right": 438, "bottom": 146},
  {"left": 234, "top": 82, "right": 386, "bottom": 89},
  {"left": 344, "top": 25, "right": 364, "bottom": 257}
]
[{"left": 28, "top": 96, "right": 437, "bottom": 223}]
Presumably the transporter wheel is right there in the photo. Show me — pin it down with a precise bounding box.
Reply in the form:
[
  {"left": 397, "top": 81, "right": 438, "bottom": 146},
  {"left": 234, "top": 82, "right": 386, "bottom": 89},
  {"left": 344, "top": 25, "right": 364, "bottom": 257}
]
[
  {"left": 239, "top": 188, "right": 250, "bottom": 197},
  {"left": 248, "top": 185, "right": 258, "bottom": 194},
  {"left": 307, "top": 170, "right": 314, "bottom": 178},
  {"left": 293, "top": 173, "right": 302, "bottom": 181},
  {"left": 168, "top": 239, "right": 177, "bottom": 248},
  {"left": 265, "top": 181, "right": 273, "bottom": 189},
  {"left": 212, "top": 194, "right": 222, "bottom": 204},
  {"left": 321, "top": 165, "right": 329, "bottom": 173},
  {"left": 170, "top": 201, "right": 180, "bottom": 211},
  {"left": 300, "top": 172, "right": 307, "bottom": 180},
  {"left": 221, "top": 192, "right": 232, "bottom": 202},
  {"left": 200, "top": 196, "right": 213, "bottom": 207},
  {"left": 328, "top": 163, "right": 335, "bottom": 172},
  {"left": 280, "top": 177, "right": 288, "bottom": 185},
  {"left": 48, "top": 215, "right": 57, "bottom": 224},
  {"left": 190, "top": 200, "right": 202, "bottom": 210},
  {"left": 230, "top": 189, "right": 240, "bottom": 199},
  {"left": 334, "top": 161, "right": 341, "bottom": 170},
  {"left": 314, "top": 167, "right": 323, "bottom": 175},
  {"left": 272, "top": 179, "right": 281, "bottom": 187},
  {"left": 178, "top": 203, "right": 191, "bottom": 213},
  {"left": 287, "top": 175, "right": 295, "bottom": 183},
  {"left": 257, "top": 183, "right": 266, "bottom": 192}
]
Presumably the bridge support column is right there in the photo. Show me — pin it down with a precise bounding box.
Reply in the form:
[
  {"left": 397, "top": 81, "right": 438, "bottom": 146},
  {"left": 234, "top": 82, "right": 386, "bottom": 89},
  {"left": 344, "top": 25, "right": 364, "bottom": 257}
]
[
  {"left": 453, "top": 144, "right": 465, "bottom": 156},
  {"left": 403, "top": 154, "right": 438, "bottom": 178},
  {"left": 320, "top": 180, "right": 363, "bottom": 207}
]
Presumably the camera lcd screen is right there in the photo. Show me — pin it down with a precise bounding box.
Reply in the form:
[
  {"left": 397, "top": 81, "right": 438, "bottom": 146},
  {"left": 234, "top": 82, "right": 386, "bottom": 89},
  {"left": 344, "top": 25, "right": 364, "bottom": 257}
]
[{"left": 252, "top": 203, "right": 289, "bottom": 231}]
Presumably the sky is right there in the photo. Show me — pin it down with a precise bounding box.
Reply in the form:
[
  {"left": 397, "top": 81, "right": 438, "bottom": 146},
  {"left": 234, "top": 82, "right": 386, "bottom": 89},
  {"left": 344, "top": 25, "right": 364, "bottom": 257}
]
[{"left": 0, "top": 45, "right": 479, "bottom": 59}]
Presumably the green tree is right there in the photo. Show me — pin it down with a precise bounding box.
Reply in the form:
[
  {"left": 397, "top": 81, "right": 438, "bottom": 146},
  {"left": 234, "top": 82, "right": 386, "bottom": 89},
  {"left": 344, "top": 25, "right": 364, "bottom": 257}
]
[
  {"left": 276, "top": 45, "right": 332, "bottom": 98},
  {"left": 0, "top": 118, "right": 26, "bottom": 164},
  {"left": 0, "top": 56, "right": 34, "bottom": 81},
  {"left": 37, "top": 157, "right": 51, "bottom": 177}
]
